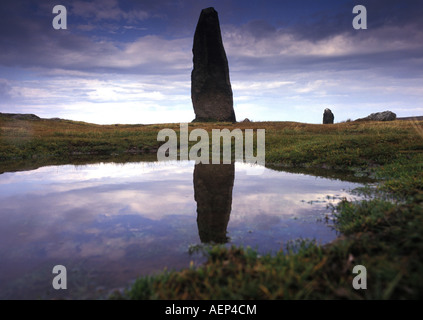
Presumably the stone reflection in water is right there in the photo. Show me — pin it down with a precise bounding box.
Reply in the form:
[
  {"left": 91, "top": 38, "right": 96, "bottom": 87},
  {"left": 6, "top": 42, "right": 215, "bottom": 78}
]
[{"left": 193, "top": 163, "right": 235, "bottom": 243}]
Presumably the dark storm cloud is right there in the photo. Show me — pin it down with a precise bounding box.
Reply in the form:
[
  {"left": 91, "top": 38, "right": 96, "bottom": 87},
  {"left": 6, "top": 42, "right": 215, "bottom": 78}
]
[
  {"left": 362, "top": 0, "right": 423, "bottom": 28},
  {"left": 2, "top": 0, "right": 420, "bottom": 77},
  {"left": 219, "top": 0, "right": 423, "bottom": 80},
  {"left": 288, "top": 0, "right": 423, "bottom": 41},
  {"left": 70, "top": 0, "right": 149, "bottom": 22},
  {"left": 0, "top": 0, "right": 193, "bottom": 74}
]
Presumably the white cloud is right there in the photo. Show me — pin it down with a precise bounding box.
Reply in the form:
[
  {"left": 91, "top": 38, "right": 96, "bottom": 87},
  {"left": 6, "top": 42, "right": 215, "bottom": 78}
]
[
  {"left": 232, "top": 80, "right": 294, "bottom": 91},
  {"left": 114, "top": 35, "right": 191, "bottom": 69}
]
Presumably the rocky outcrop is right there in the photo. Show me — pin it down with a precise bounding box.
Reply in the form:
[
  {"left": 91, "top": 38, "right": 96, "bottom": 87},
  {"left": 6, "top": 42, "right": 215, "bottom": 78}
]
[
  {"left": 191, "top": 7, "right": 236, "bottom": 122},
  {"left": 0, "top": 112, "right": 40, "bottom": 120},
  {"left": 323, "top": 108, "right": 334, "bottom": 124},
  {"left": 356, "top": 111, "right": 397, "bottom": 122},
  {"left": 194, "top": 163, "right": 234, "bottom": 243}
]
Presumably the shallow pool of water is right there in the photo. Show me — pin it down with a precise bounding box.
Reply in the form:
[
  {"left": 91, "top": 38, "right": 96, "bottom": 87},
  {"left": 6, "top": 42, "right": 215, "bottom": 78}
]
[{"left": 0, "top": 161, "right": 364, "bottom": 299}]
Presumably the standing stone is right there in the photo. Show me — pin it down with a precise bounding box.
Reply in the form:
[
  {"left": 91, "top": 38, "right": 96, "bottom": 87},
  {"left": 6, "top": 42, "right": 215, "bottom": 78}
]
[
  {"left": 191, "top": 7, "right": 236, "bottom": 122},
  {"left": 323, "top": 108, "right": 334, "bottom": 124}
]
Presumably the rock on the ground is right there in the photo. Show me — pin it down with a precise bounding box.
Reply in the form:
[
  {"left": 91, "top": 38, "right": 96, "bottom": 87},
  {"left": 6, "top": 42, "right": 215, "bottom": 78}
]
[{"left": 356, "top": 111, "right": 397, "bottom": 122}]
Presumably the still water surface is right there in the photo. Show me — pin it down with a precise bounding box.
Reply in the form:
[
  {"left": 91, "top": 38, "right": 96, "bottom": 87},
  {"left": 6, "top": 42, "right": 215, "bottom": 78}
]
[{"left": 0, "top": 161, "right": 364, "bottom": 299}]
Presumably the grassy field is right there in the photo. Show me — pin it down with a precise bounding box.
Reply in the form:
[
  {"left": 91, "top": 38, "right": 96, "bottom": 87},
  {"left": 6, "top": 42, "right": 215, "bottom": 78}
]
[
  {"left": 1, "top": 113, "right": 423, "bottom": 299},
  {"left": 1, "top": 113, "right": 422, "bottom": 172}
]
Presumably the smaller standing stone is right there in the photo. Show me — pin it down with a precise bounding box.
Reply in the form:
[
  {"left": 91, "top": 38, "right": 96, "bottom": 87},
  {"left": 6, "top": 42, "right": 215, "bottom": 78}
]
[{"left": 323, "top": 108, "right": 334, "bottom": 124}]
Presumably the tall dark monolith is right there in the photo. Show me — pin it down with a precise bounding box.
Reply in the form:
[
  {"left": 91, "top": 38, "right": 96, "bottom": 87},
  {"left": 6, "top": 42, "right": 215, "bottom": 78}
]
[{"left": 191, "top": 7, "right": 236, "bottom": 122}]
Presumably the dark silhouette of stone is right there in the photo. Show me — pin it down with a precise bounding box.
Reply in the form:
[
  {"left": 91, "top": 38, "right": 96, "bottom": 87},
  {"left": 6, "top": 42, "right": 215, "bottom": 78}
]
[
  {"left": 355, "top": 111, "right": 397, "bottom": 122},
  {"left": 193, "top": 163, "right": 234, "bottom": 243},
  {"left": 323, "top": 108, "right": 334, "bottom": 124},
  {"left": 191, "top": 7, "right": 236, "bottom": 122}
]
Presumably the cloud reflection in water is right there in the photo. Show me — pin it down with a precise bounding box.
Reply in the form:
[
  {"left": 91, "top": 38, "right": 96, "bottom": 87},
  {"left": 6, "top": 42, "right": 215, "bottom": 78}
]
[{"left": 0, "top": 161, "right": 363, "bottom": 299}]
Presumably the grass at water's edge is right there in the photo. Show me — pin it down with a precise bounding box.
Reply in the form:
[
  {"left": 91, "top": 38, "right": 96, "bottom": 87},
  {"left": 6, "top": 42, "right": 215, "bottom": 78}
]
[
  {"left": 1, "top": 115, "right": 423, "bottom": 299},
  {"left": 1, "top": 114, "right": 423, "bottom": 172},
  {"left": 118, "top": 155, "right": 423, "bottom": 300}
]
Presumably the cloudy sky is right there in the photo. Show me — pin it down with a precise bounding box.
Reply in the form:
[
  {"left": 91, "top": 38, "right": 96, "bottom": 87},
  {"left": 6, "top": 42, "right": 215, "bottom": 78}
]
[{"left": 0, "top": 0, "right": 422, "bottom": 124}]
